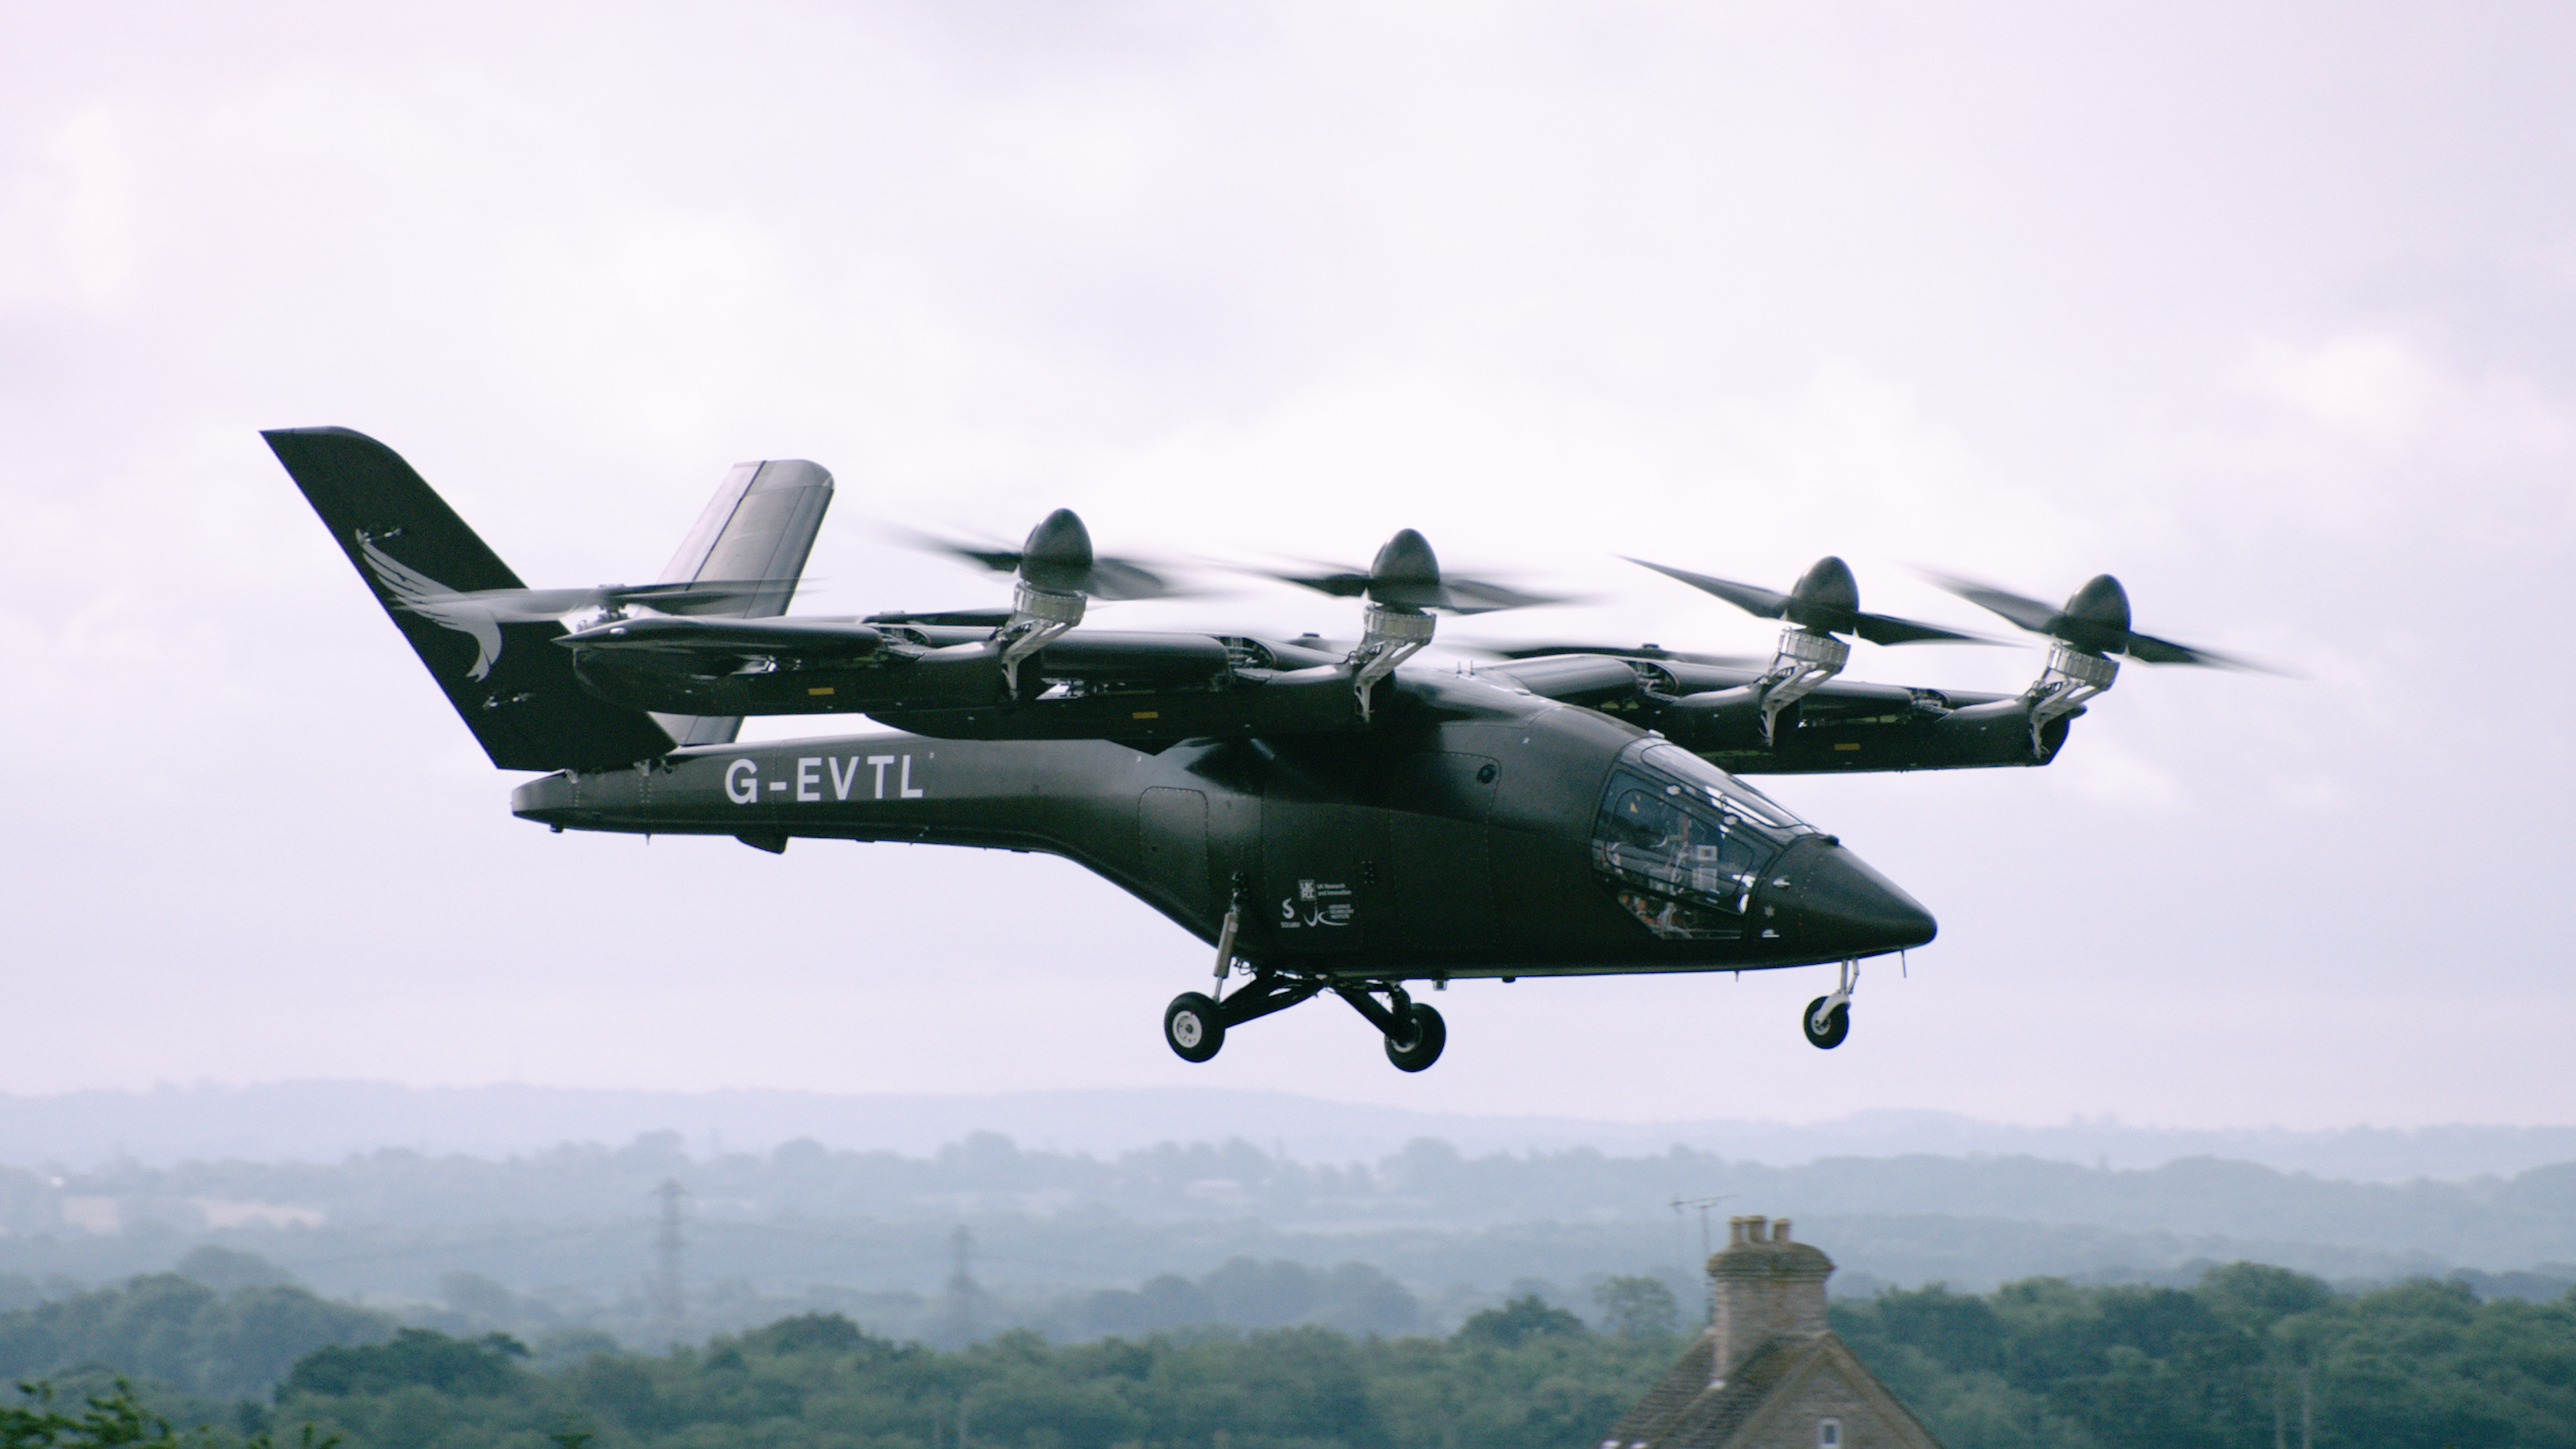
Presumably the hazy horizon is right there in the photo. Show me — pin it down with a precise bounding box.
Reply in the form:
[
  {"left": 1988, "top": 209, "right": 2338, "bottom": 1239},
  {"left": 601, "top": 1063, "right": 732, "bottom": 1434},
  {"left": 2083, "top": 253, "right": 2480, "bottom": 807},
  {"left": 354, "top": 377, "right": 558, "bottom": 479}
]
[{"left": 6, "top": 1079, "right": 2572, "bottom": 1182}]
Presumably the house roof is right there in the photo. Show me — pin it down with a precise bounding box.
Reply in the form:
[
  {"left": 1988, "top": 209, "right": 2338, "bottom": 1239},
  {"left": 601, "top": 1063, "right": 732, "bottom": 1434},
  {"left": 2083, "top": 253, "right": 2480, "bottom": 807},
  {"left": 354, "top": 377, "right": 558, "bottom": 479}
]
[{"left": 1595, "top": 1332, "right": 1944, "bottom": 1449}]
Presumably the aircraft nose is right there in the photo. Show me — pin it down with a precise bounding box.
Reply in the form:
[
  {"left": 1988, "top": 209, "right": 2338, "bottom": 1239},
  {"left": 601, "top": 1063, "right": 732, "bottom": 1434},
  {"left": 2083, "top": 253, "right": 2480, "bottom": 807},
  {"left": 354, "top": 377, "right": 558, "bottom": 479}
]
[{"left": 1777, "top": 839, "right": 1937, "bottom": 956}]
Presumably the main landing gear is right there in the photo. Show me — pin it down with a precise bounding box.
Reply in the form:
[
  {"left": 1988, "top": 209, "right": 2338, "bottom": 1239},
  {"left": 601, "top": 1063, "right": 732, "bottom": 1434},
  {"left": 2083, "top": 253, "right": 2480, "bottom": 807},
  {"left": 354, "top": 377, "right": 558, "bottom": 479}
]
[
  {"left": 1803, "top": 959, "right": 1857, "bottom": 1050},
  {"left": 1162, "top": 975, "right": 1447, "bottom": 1072},
  {"left": 1161, "top": 907, "right": 1447, "bottom": 1072}
]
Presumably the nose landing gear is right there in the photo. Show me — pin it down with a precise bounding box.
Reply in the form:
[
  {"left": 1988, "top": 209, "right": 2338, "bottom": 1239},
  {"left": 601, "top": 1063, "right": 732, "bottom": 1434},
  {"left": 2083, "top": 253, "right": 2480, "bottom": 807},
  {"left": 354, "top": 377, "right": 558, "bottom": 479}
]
[
  {"left": 1163, "top": 993, "right": 1225, "bottom": 1063},
  {"left": 1803, "top": 959, "right": 1856, "bottom": 1049}
]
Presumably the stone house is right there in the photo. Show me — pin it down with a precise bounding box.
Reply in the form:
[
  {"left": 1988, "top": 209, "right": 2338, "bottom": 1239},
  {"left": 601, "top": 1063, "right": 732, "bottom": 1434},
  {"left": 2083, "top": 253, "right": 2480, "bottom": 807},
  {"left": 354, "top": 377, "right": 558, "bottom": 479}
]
[{"left": 1592, "top": 1215, "right": 1941, "bottom": 1449}]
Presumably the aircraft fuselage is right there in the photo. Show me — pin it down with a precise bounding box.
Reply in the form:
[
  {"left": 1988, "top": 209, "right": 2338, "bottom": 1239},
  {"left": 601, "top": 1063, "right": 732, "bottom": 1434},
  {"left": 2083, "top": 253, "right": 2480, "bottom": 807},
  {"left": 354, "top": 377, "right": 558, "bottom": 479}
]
[{"left": 511, "top": 670, "right": 1935, "bottom": 981}]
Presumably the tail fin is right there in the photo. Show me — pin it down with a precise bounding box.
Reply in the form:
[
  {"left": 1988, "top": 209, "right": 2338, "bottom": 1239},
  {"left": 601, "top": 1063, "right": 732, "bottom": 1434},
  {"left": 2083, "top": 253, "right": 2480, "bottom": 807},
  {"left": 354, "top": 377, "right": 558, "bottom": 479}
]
[
  {"left": 649, "top": 459, "right": 835, "bottom": 747},
  {"left": 264, "top": 427, "right": 677, "bottom": 771}
]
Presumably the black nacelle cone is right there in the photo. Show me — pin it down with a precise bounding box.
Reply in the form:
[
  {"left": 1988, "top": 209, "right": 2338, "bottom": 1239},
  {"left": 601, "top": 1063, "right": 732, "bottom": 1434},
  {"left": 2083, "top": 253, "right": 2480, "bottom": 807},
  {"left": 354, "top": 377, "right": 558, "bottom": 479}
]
[
  {"left": 1784, "top": 555, "right": 1862, "bottom": 633},
  {"left": 1368, "top": 528, "right": 1443, "bottom": 610},
  {"left": 1018, "top": 508, "right": 1095, "bottom": 595},
  {"left": 2049, "top": 574, "right": 2132, "bottom": 656}
]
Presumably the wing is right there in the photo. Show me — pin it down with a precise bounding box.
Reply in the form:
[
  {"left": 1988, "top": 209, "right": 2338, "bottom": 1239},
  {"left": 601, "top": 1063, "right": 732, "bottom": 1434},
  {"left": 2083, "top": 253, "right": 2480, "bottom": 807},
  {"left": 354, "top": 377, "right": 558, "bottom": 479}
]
[{"left": 556, "top": 618, "right": 1370, "bottom": 741}]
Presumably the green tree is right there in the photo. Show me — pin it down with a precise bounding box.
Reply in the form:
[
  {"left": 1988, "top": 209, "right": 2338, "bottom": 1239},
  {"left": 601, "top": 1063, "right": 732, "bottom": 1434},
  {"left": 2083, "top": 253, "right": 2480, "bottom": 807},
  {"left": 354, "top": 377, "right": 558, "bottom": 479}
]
[
  {"left": 286, "top": 1329, "right": 527, "bottom": 1398},
  {"left": 3, "top": 1381, "right": 337, "bottom": 1449},
  {"left": 1592, "top": 1275, "right": 1681, "bottom": 1339},
  {"left": 0, "top": 1276, "right": 389, "bottom": 1401},
  {"left": 1458, "top": 1294, "right": 1589, "bottom": 1347}
]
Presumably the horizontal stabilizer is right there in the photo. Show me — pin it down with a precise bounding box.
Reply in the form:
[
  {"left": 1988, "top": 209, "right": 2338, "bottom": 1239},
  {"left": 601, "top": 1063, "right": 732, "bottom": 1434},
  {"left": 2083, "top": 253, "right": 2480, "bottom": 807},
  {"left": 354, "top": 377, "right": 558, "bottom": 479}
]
[{"left": 651, "top": 459, "right": 835, "bottom": 747}]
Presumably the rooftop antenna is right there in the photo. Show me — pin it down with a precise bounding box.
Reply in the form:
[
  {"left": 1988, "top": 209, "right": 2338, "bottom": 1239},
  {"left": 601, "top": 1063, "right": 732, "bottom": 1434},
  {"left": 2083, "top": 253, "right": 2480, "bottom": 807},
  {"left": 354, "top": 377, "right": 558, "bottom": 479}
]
[
  {"left": 1671, "top": 1193, "right": 1739, "bottom": 1261},
  {"left": 1672, "top": 1192, "right": 1737, "bottom": 1322}
]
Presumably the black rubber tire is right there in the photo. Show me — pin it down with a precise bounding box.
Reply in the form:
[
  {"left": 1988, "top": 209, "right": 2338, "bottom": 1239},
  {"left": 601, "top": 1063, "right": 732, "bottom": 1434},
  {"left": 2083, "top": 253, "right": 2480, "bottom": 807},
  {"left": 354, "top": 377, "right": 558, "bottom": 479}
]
[
  {"left": 1164, "top": 992, "right": 1226, "bottom": 1063},
  {"left": 1802, "top": 996, "right": 1850, "bottom": 1050},
  {"left": 1384, "top": 1002, "right": 1448, "bottom": 1073}
]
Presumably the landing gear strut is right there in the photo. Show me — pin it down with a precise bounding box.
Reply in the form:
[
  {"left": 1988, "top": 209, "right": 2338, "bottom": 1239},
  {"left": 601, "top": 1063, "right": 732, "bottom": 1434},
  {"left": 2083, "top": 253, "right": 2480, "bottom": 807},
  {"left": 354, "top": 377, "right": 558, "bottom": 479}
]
[
  {"left": 1803, "top": 959, "right": 1856, "bottom": 1050},
  {"left": 1162, "top": 881, "right": 1451, "bottom": 1070},
  {"left": 1161, "top": 971, "right": 1448, "bottom": 1072},
  {"left": 1334, "top": 981, "right": 1447, "bottom": 1073},
  {"left": 1160, "top": 907, "right": 1447, "bottom": 1071}
]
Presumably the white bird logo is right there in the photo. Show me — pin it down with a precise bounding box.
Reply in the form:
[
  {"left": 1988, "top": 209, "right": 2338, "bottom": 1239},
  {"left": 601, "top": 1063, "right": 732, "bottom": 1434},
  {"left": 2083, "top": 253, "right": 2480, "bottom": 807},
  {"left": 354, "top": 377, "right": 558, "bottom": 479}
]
[{"left": 358, "top": 533, "right": 506, "bottom": 680}]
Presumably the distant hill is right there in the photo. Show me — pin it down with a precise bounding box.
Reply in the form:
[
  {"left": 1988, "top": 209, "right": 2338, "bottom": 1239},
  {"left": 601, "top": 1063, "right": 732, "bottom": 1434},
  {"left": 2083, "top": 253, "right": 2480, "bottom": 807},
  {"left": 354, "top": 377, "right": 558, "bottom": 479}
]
[
  {"left": 3, "top": 1116, "right": 2572, "bottom": 1316},
  {"left": 6, "top": 1081, "right": 2574, "bottom": 1181}
]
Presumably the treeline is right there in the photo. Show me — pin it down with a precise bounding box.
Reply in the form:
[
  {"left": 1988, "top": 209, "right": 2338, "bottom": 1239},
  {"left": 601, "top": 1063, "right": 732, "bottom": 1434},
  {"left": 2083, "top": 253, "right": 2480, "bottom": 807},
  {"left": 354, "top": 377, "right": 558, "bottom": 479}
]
[
  {"left": 0, "top": 1250, "right": 392, "bottom": 1402},
  {"left": 423, "top": 1247, "right": 1455, "bottom": 1347},
  {"left": 5, "top": 1261, "right": 2572, "bottom": 1449},
  {"left": 0, "top": 1245, "right": 1582, "bottom": 1379},
  {"left": 5, "top": 1290, "right": 1679, "bottom": 1449},
  {"left": 1837, "top": 1262, "right": 2576, "bottom": 1448}
]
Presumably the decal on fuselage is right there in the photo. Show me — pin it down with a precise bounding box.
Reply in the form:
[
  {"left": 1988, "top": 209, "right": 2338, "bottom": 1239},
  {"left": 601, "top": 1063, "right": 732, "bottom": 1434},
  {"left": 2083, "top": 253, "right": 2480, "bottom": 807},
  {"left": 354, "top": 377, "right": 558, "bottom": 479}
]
[
  {"left": 724, "top": 753, "right": 927, "bottom": 805},
  {"left": 1279, "top": 878, "right": 1354, "bottom": 929},
  {"left": 356, "top": 533, "right": 504, "bottom": 680}
]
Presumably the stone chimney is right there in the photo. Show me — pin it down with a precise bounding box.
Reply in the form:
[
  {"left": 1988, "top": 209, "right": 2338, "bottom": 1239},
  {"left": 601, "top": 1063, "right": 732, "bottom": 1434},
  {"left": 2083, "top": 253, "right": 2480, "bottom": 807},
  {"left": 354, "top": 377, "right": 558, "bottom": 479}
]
[{"left": 1707, "top": 1214, "right": 1833, "bottom": 1384}]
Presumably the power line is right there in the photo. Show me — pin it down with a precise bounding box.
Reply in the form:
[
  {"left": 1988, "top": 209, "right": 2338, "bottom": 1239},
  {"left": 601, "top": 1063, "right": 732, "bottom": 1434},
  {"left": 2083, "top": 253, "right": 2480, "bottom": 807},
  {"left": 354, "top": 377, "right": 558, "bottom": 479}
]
[{"left": 652, "top": 1179, "right": 686, "bottom": 1332}]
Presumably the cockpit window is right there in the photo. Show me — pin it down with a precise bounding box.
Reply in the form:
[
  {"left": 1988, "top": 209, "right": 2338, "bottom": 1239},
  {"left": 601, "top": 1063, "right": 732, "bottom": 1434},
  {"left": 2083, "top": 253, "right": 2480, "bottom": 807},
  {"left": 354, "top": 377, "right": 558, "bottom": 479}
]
[
  {"left": 1593, "top": 742, "right": 1801, "bottom": 939},
  {"left": 1642, "top": 743, "right": 1811, "bottom": 833}
]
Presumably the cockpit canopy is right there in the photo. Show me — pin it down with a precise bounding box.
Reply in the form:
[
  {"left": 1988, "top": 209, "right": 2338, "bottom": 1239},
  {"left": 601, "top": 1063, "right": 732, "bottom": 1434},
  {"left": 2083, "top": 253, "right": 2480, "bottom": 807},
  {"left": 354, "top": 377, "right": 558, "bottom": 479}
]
[{"left": 1591, "top": 741, "right": 1813, "bottom": 940}]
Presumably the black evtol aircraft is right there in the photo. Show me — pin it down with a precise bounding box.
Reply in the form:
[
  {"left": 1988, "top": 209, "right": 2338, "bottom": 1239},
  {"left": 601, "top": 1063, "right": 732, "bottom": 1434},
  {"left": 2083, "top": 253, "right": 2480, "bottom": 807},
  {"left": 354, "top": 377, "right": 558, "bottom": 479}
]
[{"left": 270, "top": 427, "right": 2251, "bottom": 1073}]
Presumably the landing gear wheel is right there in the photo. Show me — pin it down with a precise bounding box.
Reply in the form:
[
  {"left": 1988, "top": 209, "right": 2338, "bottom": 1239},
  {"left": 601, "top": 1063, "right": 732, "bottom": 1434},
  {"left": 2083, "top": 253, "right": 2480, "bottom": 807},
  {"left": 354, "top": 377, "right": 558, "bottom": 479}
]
[
  {"left": 1384, "top": 1002, "right": 1447, "bottom": 1073},
  {"left": 1802, "top": 996, "right": 1850, "bottom": 1050},
  {"left": 1165, "top": 992, "right": 1226, "bottom": 1063}
]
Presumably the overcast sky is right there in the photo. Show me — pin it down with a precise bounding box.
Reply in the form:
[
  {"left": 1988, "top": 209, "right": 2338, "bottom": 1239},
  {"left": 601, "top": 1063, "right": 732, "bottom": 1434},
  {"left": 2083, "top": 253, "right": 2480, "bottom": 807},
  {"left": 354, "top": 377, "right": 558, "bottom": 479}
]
[{"left": 3, "top": 1, "right": 2571, "bottom": 1134}]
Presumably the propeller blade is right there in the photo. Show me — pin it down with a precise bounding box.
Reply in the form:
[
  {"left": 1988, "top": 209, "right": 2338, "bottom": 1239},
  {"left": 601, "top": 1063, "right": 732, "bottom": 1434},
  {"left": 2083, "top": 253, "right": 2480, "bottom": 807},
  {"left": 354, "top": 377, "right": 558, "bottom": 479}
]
[
  {"left": 1426, "top": 576, "right": 1569, "bottom": 614},
  {"left": 1079, "top": 557, "right": 1181, "bottom": 602},
  {"left": 1847, "top": 614, "right": 1992, "bottom": 647},
  {"left": 2122, "top": 631, "right": 2268, "bottom": 671},
  {"left": 900, "top": 513, "right": 1184, "bottom": 602},
  {"left": 427, "top": 579, "right": 777, "bottom": 623},
  {"left": 1259, "top": 530, "right": 1568, "bottom": 615},
  {"left": 925, "top": 542, "right": 1028, "bottom": 576},
  {"left": 1925, "top": 570, "right": 2279, "bottom": 672},
  {"left": 1921, "top": 572, "right": 2066, "bottom": 636},
  {"left": 1633, "top": 555, "right": 1989, "bottom": 645},
  {"left": 1625, "top": 557, "right": 1790, "bottom": 619},
  {"left": 608, "top": 580, "right": 784, "bottom": 616},
  {"left": 1262, "top": 569, "right": 1375, "bottom": 598}
]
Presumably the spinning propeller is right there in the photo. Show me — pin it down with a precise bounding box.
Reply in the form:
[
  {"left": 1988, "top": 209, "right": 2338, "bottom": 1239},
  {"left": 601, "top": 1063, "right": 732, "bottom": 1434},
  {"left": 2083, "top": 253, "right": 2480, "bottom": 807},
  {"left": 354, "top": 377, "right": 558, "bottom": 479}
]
[
  {"left": 911, "top": 508, "right": 1181, "bottom": 602},
  {"left": 439, "top": 580, "right": 781, "bottom": 621},
  {"left": 1627, "top": 555, "right": 1988, "bottom": 647},
  {"left": 358, "top": 531, "right": 786, "bottom": 623},
  {"left": 1252, "top": 529, "right": 1567, "bottom": 718},
  {"left": 1262, "top": 529, "right": 1568, "bottom": 615},
  {"left": 1924, "top": 572, "right": 2265, "bottom": 669},
  {"left": 898, "top": 508, "right": 1190, "bottom": 689},
  {"left": 1600, "top": 553, "right": 1994, "bottom": 747}
]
